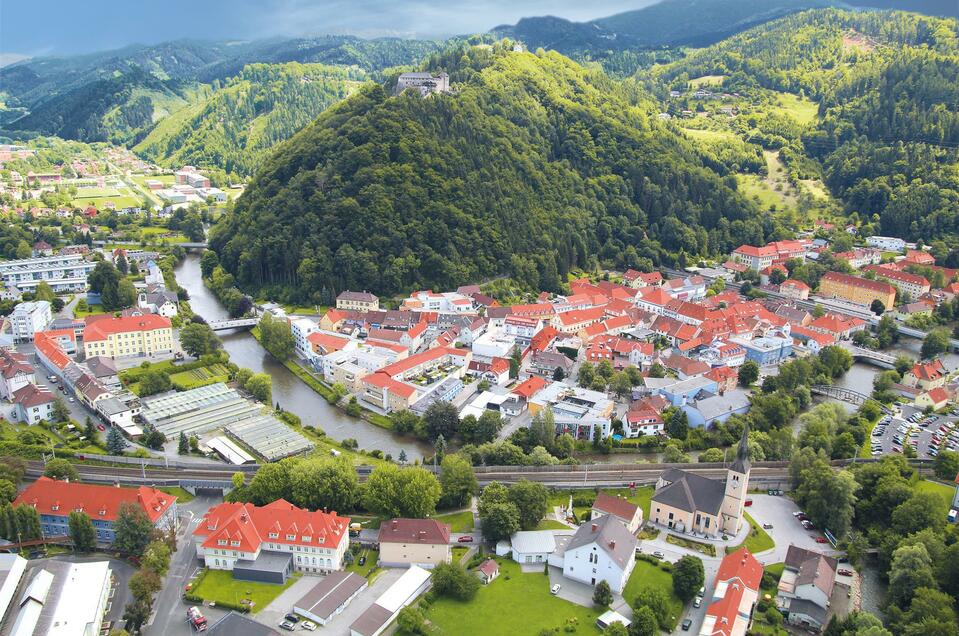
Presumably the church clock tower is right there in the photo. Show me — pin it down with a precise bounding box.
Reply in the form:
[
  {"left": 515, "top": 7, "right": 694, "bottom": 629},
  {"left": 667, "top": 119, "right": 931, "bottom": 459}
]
[{"left": 720, "top": 424, "right": 751, "bottom": 534}]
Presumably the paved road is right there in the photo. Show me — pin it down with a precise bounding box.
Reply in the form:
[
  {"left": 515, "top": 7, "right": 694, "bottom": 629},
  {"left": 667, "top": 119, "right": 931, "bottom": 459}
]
[{"left": 146, "top": 493, "right": 222, "bottom": 636}]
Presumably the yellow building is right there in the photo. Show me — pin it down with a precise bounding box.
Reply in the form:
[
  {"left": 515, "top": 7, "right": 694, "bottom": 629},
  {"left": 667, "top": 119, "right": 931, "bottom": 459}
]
[
  {"left": 335, "top": 291, "right": 379, "bottom": 312},
  {"left": 82, "top": 315, "right": 174, "bottom": 359},
  {"left": 377, "top": 518, "right": 451, "bottom": 568},
  {"left": 818, "top": 271, "right": 896, "bottom": 310}
]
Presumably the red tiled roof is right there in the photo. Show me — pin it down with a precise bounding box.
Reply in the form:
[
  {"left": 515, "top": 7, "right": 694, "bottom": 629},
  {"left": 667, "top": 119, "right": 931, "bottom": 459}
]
[
  {"left": 862, "top": 265, "right": 929, "bottom": 288},
  {"left": 378, "top": 346, "right": 467, "bottom": 377},
  {"left": 512, "top": 376, "right": 547, "bottom": 400},
  {"left": 911, "top": 359, "right": 945, "bottom": 381},
  {"left": 377, "top": 518, "right": 450, "bottom": 545},
  {"left": 33, "top": 332, "right": 71, "bottom": 370},
  {"left": 592, "top": 493, "right": 639, "bottom": 521},
  {"left": 716, "top": 547, "right": 763, "bottom": 590},
  {"left": 781, "top": 279, "right": 810, "bottom": 291},
  {"left": 926, "top": 387, "right": 950, "bottom": 405},
  {"left": 478, "top": 559, "right": 499, "bottom": 577},
  {"left": 733, "top": 244, "right": 776, "bottom": 258},
  {"left": 808, "top": 314, "right": 865, "bottom": 334},
  {"left": 821, "top": 271, "right": 896, "bottom": 295},
  {"left": 15, "top": 476, "right": 175, "bottom": 523},
  {"left": 194, "top": 500, "right": 348, "bottom": 554},
  {"left": 362, "top": 372, "right": 417, "bottom": 398},
  {"left": 307, "top": 332, "right": 350, "bottom": 353},
  {"left": 557, "top": 307, "right": 605, "bottom": 327},
  {"left": 82, "top": 314, "right": 171, "bottom": 342},
  {"left": 11, "top": 383, "right": 55, "bottom": 408}
]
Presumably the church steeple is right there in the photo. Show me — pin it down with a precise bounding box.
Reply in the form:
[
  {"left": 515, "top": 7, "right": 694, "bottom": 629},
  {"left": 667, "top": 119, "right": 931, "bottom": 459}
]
[{"left": 730, "top": 423, "right": 751, "bottom": 475}]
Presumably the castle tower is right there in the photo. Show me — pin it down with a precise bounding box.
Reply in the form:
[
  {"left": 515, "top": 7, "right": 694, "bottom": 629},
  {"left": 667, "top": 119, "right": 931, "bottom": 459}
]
[{"left": 720, "top": 424, "right": 751, "bottom": 534}]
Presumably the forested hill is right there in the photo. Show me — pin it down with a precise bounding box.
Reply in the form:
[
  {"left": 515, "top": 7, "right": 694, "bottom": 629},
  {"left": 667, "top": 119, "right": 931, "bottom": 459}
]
[
  {"left": 650, "top": 9, "right": 959, "bottom": 243},
  {"left": 134, "top": 63, "right": 369, "bottom": 177},
  {"left": 209, "top": 43, "right": 763, "bottom": 303}
]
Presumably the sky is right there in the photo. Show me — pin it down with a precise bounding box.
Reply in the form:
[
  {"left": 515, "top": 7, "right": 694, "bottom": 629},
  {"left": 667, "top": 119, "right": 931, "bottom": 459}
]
[{"left": 0, "top": 0, "right": 654, "bottom": 60}]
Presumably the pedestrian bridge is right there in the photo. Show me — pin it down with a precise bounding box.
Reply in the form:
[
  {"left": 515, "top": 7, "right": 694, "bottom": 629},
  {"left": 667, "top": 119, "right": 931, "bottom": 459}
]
[
  {"left": 207, "top": 317, "right": 259, "bottom": 331},
  {"left": 811, "top": 385, "right": 894, "bottom": 415},
  {"left": 839, "top": 342, "right": 897, "bottom": 369}
]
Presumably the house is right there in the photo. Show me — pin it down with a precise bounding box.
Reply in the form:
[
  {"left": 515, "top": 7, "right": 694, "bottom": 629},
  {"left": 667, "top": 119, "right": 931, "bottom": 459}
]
[
  {"left": 0, "top": 349, "right": 35, "bottom": 400},
  {"left": 529, "top": 350, "right": 574, "bottom": 379},
  {"left": 734, "top": 334, "right": 793, "bottom": 366},
  {"left": 650, "top": 427, "right": 750, "bottom": 537},
  {"left": 700, "top": 548, "right": 763, "bottom": 636},
  {"left": 477, "top": 559, "right": 499, "bottom": 584},
  {"left": 336, "top": 291, "right": 379, "bottom": 312},
  {"left": 137, "top": 290, "right": 179, "bottom": 318},
  {"left": 15, "top": 477, "right": 177, "bottom": 545},
  {"left": 290, "top": 318, "right": 320, "bottom": 360},
  {"left": 779, "top": 279, "right": 810, "bottom": 300},
  {"left": 818, "top": 271, "right": 896, "bottom": 310},
  {"left": 683, "top": 391, "right": 751, "bottom": 427},
  {"left": 894, "top": 302, "right": 934, "bottom": 321},
  {"left": 396, "top": 72, "right": 450, "bottom": 95},
  {"left": 466, "top": 358, "right": 510, "bottom": 385},
  {"left": 562, "top": 515, "right": 638, "bottom": 593},
  {"left": 903, "top": 359, "right": 947, "bottom": 390},
  {"left": 625, "top": 407, "right": 664, "bottom": 437},
  {"left": 862, "top": 265, "right": 930, "bottom": 302},
  {"left": 510, "top": 530, "right": 558, "bottom": 565},
  {"left": 11, "top": 384, "right": 56, "bottom": 423},
  {"left": 528, "top": 382, "right": 614, "bottom": 441},
  {"left": 866, "top": 236, "right": 906, "bottom": 253},
  {"left": 193, "top": 500, "right": 350, "bottom": 582},
  {"left": 82, "top": 314, "right": 174, "bottom": 359},
  {"left": 731, "top": 241, "right": 806, "bottom": 271},
  {"left": 31, "top": 240, "right": 53, "bottom": 257},
  {"left": 378, "top": 518, "right": 451, "bottom": 568},
  {"left": 776, "top": 546, "right": 838, "bottom": 631},
  {"left": 916, "top": 386, "right": 951, "bottom": 411},
  {"left": 661, "top": 354, "right": 711, "bottom": 380},
  {"left": 705, "top": 366, "right": 738, "bottom": 394},
  {"left": 790, "top": 326, "right": 836, "bottom": 354},
  {"left": 806, "top": 314, "right": 866, "bottom": 341},
  {"left": 508, "top": 375, "right": 548, "bottom": 414},
  {"left": 590, "top": 493, "right": 643, "bottom": 534}
]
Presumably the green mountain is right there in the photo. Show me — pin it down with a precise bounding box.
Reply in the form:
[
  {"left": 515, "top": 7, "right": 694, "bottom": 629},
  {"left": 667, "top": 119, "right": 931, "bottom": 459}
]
[
  {"left": 652, "top": 8, "right": 959, "bottom": 242},
  {"left": 0, "top": 36, "right": 444, "bottom": 145},
  {"left": 209, "top": 43, "right": 763, "bottom": 303},
  {"left": 134, "top": 63, "right": 369, "bottom": 177}
]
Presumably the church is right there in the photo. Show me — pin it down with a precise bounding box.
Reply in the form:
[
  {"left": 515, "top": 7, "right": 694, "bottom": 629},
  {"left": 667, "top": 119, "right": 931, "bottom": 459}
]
[{"left": 649, "top": 426, "right": 751, "bottom": 537}]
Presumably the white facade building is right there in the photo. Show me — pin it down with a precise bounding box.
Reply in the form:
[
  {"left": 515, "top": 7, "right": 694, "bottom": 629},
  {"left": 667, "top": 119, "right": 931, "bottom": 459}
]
[
  {"left": 10, "top": 301, "right": 52, "bottom": 342},
  {"left": 561, "top": 515, "right": 637, "bottom": 593},
  {"left": 0, "top": 254, "right": 95, "bottom": 293}
]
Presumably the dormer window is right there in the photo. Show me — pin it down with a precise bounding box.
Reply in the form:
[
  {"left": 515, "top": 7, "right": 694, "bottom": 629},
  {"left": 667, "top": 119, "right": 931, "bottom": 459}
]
[
  {"left": 230, "top": 540, "right": 240, "bottom": 547},
  {"left": 302, "top": 536, "right": 311, "bottom": 543},
  {"left": 217, "top": 539, "right": 227, "bottom": 546},
  {"left": 286, "top": 534, "right": 295, "bottom": 541},
  {"left": 269, "top": 532, "right": 278, "bottom": 539},
  {"left": 51, "top": 504, "right": 59, "bottom": 511}
]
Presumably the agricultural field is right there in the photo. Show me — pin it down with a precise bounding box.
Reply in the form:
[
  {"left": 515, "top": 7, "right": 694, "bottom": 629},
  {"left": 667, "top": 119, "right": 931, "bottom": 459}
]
[
  {"left": 771, "top": 92, "right": 819, "bottom": 125},
  {"left": 169, "top": 363, "right": 230, "bottom": 391},
  {"left": 689, "top": 74, "right": 726, "bottom": 88}
]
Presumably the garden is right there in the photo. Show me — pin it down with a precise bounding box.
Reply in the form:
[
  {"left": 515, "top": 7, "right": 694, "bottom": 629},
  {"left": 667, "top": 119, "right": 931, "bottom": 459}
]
[{"left": 186, "top": 569, "right": 300, "bottom": 614}]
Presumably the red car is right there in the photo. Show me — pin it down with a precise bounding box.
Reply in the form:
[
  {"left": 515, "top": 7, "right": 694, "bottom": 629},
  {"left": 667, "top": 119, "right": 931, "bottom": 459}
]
[
  {"left": 838, "top": 569, "right": 853, "bottom": 576},
  {"left": 815, "top": 537, "right": 829, "bottom": 544},
  {"left": 97, "top": 424, "right": 105, "bottom": 431},
  {"left": 457, "top": 536, "right": 474, "bottom": 543},
  {"left": 744, "top": 499, "right": 753, "bottom": 507}
]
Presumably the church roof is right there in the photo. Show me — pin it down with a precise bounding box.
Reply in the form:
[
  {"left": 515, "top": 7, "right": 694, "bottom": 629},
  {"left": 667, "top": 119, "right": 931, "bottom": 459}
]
[
  {"left": 730, "top": 423, "right": 751, "bottom": 474},
  {"left": 652, "top": 470, "right": 727, "bottom": 516}
]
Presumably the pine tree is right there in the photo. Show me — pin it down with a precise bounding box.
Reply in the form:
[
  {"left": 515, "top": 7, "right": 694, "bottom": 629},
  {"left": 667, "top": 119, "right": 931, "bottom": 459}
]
[
  {"left": 178, "top": 432, "right": 189, "bottom": 455},
  {"left": 398, "top": 449, "right": 408, "bottom": 464},
  {"left": 106, "top": 426, "right": 127, "bottom": 455},
  {"left": 84, "top": 417, "right": 96, "bottom": 441}
]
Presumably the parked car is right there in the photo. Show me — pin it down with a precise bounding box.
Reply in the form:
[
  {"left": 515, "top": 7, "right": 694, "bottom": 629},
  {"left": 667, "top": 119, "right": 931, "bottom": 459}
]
[
  {"left": 762, "top": 523, "right": 773, "bottom": 530},
  {"left": 67, "top": 397, "right": 75, "bottom": 403},
  {"left": 457, "top": 536, "right": 474, "bottom": 543},
  {"left": 97, "top": 424, "right": 105, "bottom": 432},
  {"left": 693, "top": 597, "right": 702, "bottom": 608},
  {"left": 682, "top": 619, "right": 693, "bottom": 631},
  {"left": 838, "top": 569, "right": 853, "bottom": 576},
  {"left": 358, "top": 556, "right": 366, "bottom": 566},
  {"left": 551, "top": 584, "right": 561, "bottom": 595},
  {"left": 284, "top": 615, "right": 299, "bottom": 624},
  {"left": 744, "top": 499, "right": 753, "bottom": 507},
  {"left": 652, "top": 551, "right": 665, "bottom": 559},
  {"left": 815, "top": 537, "right": 829, "bottom": 544},
  {"left": 279, "top": 621, "right": 296, "bottom": 632},
  {"left": 300, "top": 621, "right": 317, "bottom": 631}
]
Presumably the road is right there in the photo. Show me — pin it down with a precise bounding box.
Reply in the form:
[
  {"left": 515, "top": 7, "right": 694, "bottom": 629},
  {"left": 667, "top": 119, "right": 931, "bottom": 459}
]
[{"left": 147, "top": 493, "right": 222, "bottom": 636}]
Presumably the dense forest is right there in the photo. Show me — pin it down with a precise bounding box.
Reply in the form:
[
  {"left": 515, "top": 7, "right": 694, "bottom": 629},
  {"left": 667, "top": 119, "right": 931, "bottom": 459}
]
[
  {"left": 134, "top": 63, "right": 369, "bottom": 176},
  {"left": 209, "top": 42, "right": 767, "bottom": 303},
  {"left": 652, "top": 9, "right": 959, "bottom": 243}
]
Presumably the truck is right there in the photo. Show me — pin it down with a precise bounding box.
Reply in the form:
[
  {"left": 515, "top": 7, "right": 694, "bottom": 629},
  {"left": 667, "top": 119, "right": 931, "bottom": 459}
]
[
  {"left": 187, "top": 606, "right": 208, "bottom": 632},
  {"left": 349, "top": 522, "right": 362, "bottom": 537}
]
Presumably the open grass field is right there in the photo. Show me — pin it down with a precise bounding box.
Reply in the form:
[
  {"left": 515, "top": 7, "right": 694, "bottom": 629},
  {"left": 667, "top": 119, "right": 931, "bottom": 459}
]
[
  {"left": 622, "top": 560, "right": 683, "bottom": 630},
  {"left": 737, "top": 150, "right": 799, "bottom": 211},
  {"left": 433, "top": 509, "right": 475, "bottom": 533},
  {"left": 726, "top": 512, "right": 775, "bottom": 554},
  {"left": 419, "top": 559, "right": 604, "bottom": 635},
  {"left": 191, "top": 569, "right": 300, "bottom": 613},
  {"left": 169, "top": 363, "right": 230, "bottom": 391},
  {"left": 913, "top": 479, "right": 954, "bottom": 516},
  {"left": 689, "top": 74, "right": 726, "bottom": 88},
  {"left": 681, "top": 127, "right": 740, "bottom": 143},
  {"left": 72, "top": 184, "right": 141, "bottom": 210},
  {"left": 158, "top": 486, "right": 195, "bottom": 503},
  {"left": 772, "top": 92, "right": 819, "bottom": 125}
]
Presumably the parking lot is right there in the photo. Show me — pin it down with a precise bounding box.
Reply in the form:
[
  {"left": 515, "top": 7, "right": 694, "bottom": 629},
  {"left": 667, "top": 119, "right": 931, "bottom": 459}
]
[{"left": 869, "top": 404, "right": 959, "bottom": 459}]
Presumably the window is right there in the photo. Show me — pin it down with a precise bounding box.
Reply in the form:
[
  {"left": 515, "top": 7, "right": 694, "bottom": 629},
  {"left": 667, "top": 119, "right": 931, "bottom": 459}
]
[
  {"left": 269, "top": 532, "right": 278, "bottom": 539},
  {"left": 286, "top": 534, "right": 295, "bottom": 540}
]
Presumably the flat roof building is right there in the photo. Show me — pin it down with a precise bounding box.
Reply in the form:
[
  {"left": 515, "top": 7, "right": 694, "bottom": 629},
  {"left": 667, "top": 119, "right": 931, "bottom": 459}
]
[
  {"left": 349, "top": 565, "right": 431, "bottom": 636},
  {"left": 293, "top": 571, "right": 368, "bottom": 625}
]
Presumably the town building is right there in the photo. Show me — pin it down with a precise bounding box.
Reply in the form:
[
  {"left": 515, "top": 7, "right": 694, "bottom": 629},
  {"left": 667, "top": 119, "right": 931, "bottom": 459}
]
[
  {"left": 683, "top": 391, "right": 751, "bottom": 427},
  {"left": 779, "top": 279, "right": 810, "bottom": 300},
  {"left": 349, "top": 565, "right": 431, "bottom": 636},
  {"left": 734, "top": 334, "right": 793, "bottom": 366},
  {"left": 0, "top": 254, "right": 96, "bottom": 293},
  {"left": 700, "top": 548, "right": 763, "bottom": 636},
  {"left": 818, "top": 271, "right": 896, "bottom": 309},
  {"left": 10, "top": 301, "right": 52, "bottom": 342},
  {"left": 82, "top": 314, "right": 174, "bottom": 359},
  {"left": 336, "top": 291, "right": 380, "bottom": 312},
  {"left": 0, "top": 350, "right": 35, "bottom": 400},
  {"left": 650, "top": 426, "right": 750, "bottom": 537},
  {"left": 194, "top": 500, "right": 350, "bottom": 582},
  {"left": 528, "top": 382, "right": 613, "bottom": 441},
  {"left": 861, "top": 265, "right": 930, "bottom": 302},
  {"left": 137, "top": 290, "right": 179, "bottom": 317},
  {"left": 776, "top": 545, "right": 838, "bottom": 631},
  {"left": 903, "top": 359, "right": 947, "bottom": 390},
  {"left": 865, "top": 236, "right": 906, "bottom": 252},
  {"left": 400, "top": 290, "right": 474, "bottom": 314},
  {"left": 396, "top": 72, "right": 450, "bottom": 96},
  {"left": 3, "top": 560, "right": 112, "bottom": 636},
  {"left": 10, "top": 384, "right": 56, "bottom": 423},
  {"left": 359, "top": 347, "right": 470, "bottom": 413},
  {"left": 293, "top": 571, "right": 368, "bottom": 626},
  {"left": 731, "top": 241, "right": 806, "bottom": 271},
  {"left": 562, "top": 515, "right": 638, "bottom": 593},
  {"left": 377, "top": 518, "right": 451, "bottom": 568},
  {"left": 15, "top": 477, "right": 177, "bottom": 545},
  {"left": 590, "top": 493, "right": 643, "bottom": 533},
  {"left": 916, "top": 386, "right": 951, "bottom": 411}
]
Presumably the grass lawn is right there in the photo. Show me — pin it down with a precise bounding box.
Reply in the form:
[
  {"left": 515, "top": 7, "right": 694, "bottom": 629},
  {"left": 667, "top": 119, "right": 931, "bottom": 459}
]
[
  {"left": 913, "top": 479, "right": 954, "bottom": 516},
  {"left": 191, "top": 569, "right": 300, "bottom": 613},
  {"left": 689, "top": 74, "right": 725, "bottom": 88},
  {"left": 535, "top": 519, "right": 572, "bottom": 530},
  {"left": 434, "top": 509, "right": 475, "bottom": 533},
  {"left": 726, "top": 512, "right": 774, "bottom": 554},
  {"left": 420, "top": 559, "right": 604, "bottom": 635},
  {"left": 74, "top": 303, "right": 107, "bottom": 318},
  {"left": 666, "top": 534, "right": 716, "bottom": 557},
  {"left": 772, "top": 92, "right": 819, "bottom": 125},
  {"left": 169, "top": 364, "right": 230, "bottom": 390},
  {"left": 761, "top": 563, "right": 784, "bottom": 598},
  {"left": 452, "top": 546, "right": 470, "bottom": 563},
  {"left": 681, "top": 127, "right": 740, "bottom": 143},
  {"left": 622, "top": 560, "right": 683, "bottom": 630},
  {"left": 158, "top": 486, "right": 195, "bottom": 503},
  {"left": 346, "top": 548, "right": 379, "bottom": 577}
]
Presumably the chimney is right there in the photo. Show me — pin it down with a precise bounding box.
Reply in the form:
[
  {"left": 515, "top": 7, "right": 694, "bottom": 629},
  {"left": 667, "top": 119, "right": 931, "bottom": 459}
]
[
  {"left": 240, "top": 512, "right": 248, "bottom": 523},
  {"left": 392, "top": 520, "right": 398, "bottom": 530},
  {"left": 609, "top": 540, "right": 616, "bottom": 549},
  {"left": 591, "top": 523, "right": 598, "bottom": 533}
]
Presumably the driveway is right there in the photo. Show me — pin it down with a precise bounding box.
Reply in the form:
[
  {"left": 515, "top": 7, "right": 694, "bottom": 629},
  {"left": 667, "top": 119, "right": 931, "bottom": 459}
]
[
  {"left": 253, "top": 575, "right": 319, "bottom": 629},
  {"left": 547, "top": 565, "right": 632, "bottom": 618}
]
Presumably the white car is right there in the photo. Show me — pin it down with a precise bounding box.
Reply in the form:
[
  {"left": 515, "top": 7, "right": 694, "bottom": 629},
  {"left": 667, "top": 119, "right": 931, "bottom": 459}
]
[
  {"left": 301, "top": 621, "right": 317, "bottom": 631},
  {"left": 551, "top": 584, "right": 561, "bottom": 595},
  {"left": 693, "top": 597, "right": 702, "bottom": 608}
]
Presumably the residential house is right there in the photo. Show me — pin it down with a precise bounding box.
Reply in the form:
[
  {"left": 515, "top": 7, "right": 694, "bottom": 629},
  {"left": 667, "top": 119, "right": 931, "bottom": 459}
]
[
  {"left": 378, "top": 519, "right": 451, "bottom": 568},
  {"left": 700, "top": 548, "right": 763, "bottom": 636},
  {"left": 529, "top": 350, "right": 574, "bottom": 379},
  {"left": 10, "top": 301, "right": 52, "bottom": 343},
  {"left": 776, "top": 545, "right": 838, "bottom": 631},
  {"left": 590, "top": 493, "right": 643, "bottom": 534},
  {"left": 562, "top": 515, "right": 638, "bottom": 593},
  {"left": 916, "top": 386, "right": 951, "bottom": 411},
  {"left": 10, "top": 384, "right": 55, "bottom": 423},
  {"left": 903, "top": 359, "right": 947, "bottom": 390},
  {"left": 137, "top": 290, "right": 179, "bottom": 318},
  {"left": 779, "top": 279, "right": 810, "bottom": 300},
  {"left": 16, "top": 477, "right": 177, "bottom": 545},
  {"left": 0, "top": 349, "right": 35, "bottom": 400},
  {"left": 509, "top": 530, "right": 558, "bottom": 566},
  {"left": 336, "top": 291, "right": 379, "bottom": 312},
  {"left": 528, "top": 382, "right": 614, "bottom": 441},
  {"left": 683, "top": 391, "right": 751, "bottom": 427},
  {"left": 466, "top": 358, "right": 511, "bottom": 385},
  {"left": 291, "top": 318, "right": 320, "bottom": 360},
  {"left": 806, "top": 314, "right": 866, "bottom": 341},
  {"left": 477, "top": 559, "right": 499, "bottom": 584},
  {"left": 82, "top": 314, "right": 174, "bottom": 359},
  {"left": 705, "top": 366, "right": 738, "bottom": 394}
]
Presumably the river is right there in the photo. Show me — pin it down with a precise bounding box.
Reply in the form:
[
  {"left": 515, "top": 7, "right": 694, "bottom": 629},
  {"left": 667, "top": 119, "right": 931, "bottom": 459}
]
[{"left": 173, "top": 253, "right": 429, "bottom": 461}]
